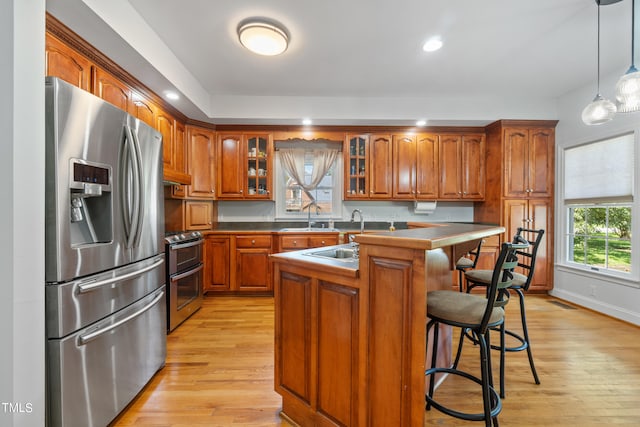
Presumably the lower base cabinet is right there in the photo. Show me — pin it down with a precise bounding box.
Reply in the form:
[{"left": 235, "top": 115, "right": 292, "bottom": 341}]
[
  {"left": 203, "top": 237, "right": 230, "bottom": 292},
  {"left": 275, "top": 266, "right": 360, "bottom": 426}
]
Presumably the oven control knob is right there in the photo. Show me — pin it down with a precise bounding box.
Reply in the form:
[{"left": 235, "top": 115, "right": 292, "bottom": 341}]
[
  {"left": 179, "top": 234, "right": 186, "bottom": 241},
  {"left": 168, "top": 235, "right": 179, "bottom": 243},
  {"left": 191, "top": 231, "right": 201, "bottom": 239}
]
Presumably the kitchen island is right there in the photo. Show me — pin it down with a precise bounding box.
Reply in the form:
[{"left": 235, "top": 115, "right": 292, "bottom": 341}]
[{"left": 270, "top": 222, "right": 504, "bottom": 427}]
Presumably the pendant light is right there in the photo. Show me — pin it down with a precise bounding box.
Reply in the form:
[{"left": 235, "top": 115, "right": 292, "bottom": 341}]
[
  {"left": 615, "top": 0, "right": 640, "bottom": 112},
  {"left": 583, "top": 0, "right": 617, "bottom": 125}
]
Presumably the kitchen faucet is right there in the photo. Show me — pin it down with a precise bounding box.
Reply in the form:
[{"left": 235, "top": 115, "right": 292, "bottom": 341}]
[
  {"left": 350, "top": 209, "right": 365, "bottom": 234},
  {"left": 303, "top": 200, "right": 320, "bottom": 229}
]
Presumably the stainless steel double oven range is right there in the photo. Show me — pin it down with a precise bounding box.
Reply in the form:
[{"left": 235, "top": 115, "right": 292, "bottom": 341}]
[{"left": 164, "top": 231, "right": 204, "bottom": 332}]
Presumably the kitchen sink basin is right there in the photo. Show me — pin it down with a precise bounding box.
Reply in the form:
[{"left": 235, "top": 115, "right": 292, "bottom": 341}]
[
  {"left": 305, "top": 247, "right": 357, "bottom": 262},
  {"left": 279, "top": 227, "right": 340, "bottom": 232}
]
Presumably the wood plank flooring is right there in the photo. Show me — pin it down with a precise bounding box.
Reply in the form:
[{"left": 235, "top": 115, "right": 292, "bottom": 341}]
[{"left": 111, "top": 294, "right": 640, "bottom": 426}]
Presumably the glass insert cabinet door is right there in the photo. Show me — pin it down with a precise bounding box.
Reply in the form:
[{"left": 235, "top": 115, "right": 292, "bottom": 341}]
[
  {"left": 246, "top": 135, "right": 271, "bottom": 198},
  {"left": 346, "top": 135, "right": 368, "bottom": 199}
]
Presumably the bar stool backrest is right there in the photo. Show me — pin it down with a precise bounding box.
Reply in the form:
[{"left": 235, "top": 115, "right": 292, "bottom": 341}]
[
  {"left": 480, "top": 241, "right": 528, "bottom": 334},
  {"left": 512, "top": 228, "right": 545, "bottom": 292}
]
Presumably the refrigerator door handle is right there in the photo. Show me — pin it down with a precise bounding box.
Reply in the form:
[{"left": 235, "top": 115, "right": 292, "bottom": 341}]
[
  {"left": 122, "top": 125, "right": 142, "bottom": 248},
  {"left": 76, "top": 257, "right": 165, "bottom": 294},
  {"left": 130, "top": 126, "right": 145, "bottom": 248},
  {"left": 77, "top": 290, "right": 164, "bottom": 346}
]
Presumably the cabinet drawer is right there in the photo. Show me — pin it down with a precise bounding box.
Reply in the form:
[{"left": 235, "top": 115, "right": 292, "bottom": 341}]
[
  {"left": 236, "top": 235, "right": 272, "bottom": 248},
  {"left": 280, "top": 235, "right": 309, "bottom": 250},
  {"left": 308, "top": 235, "right": 339, "bottom": 248}
]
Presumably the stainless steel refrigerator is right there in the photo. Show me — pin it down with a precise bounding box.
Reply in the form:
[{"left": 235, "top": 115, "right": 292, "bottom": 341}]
[{"left": 44, "top": 77, "right": 166, "bottom": 427}]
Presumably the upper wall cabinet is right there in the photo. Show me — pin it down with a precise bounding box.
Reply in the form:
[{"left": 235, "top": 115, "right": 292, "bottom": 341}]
[
  {"left": 439, "top": 134, "right": 485, "bottom": 200},
  {"left": 186, "top": 125, "right": 216, "bottom": 199},
  {"left": 45, "top": 33, "right": 93, "bottom": 91},
  {"left": 216, "top": 133, "right": 273, "bottom": 200},
  {"left": 392, "top": 133, "right": 439, "bottom": 200},
  {"left": 92, "top": 67, "right": 134, "bottom": 113},
  {"left": 503, "top": 127, "right": 554, "bottom": 198},
  {"left": 344, "top": 134, "right": 393, "bottom": 199}
]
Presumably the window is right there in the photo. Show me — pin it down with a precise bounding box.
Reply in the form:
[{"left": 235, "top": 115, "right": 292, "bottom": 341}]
[
  {"left": 275, "top": 149, "right": 342, "bottom": 219},
  {"left": 567, "top": 205, "right": 632, "bottom": 273},
  {"left": 562, "top": 133, "right": 635, "bottom": 277}
]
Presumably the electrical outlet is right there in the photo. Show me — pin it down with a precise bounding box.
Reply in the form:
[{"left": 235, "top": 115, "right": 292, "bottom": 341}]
[{"left": 590, "top": 285, "right": 597, "bottom": 297}]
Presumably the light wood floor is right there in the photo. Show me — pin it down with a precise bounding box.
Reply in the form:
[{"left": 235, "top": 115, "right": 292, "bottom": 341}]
[{"left": 112, "top": 294, "right": 640, "bottom": 426}]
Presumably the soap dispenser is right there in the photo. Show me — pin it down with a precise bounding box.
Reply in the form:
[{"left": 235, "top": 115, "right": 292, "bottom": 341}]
[{"left": 389, "top": 221, "right": 396, "bottom": 231}]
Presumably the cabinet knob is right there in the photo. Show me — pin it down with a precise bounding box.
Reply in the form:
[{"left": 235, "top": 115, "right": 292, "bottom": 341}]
[
  {"left": 240, "top": 189, "right": 243, "bottom": 194},
  {"left": 321, "top": 241, "right": 325, "bottom": 245},
  {"left": 293, "top": 241, "right": 297, "bottom": 246},
  {"left": 251, "top": 239, "right": 256, "bottom": 245}
]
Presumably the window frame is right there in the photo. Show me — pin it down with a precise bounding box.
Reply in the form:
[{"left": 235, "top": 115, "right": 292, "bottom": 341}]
[
  {"left": 273, "top": 150, "right": 343, "bottom": 221},
  {"left": 558, "top": 132, "right": 640, "bottom": 283}
]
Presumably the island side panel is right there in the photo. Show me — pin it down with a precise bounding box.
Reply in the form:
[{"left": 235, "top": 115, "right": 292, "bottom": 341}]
[{"left": 358, "top": 244, "right": 429, "bottom": 427}]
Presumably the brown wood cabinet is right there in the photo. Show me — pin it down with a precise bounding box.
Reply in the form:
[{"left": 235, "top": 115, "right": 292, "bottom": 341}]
[
  {"left": 393, "top": 133, "right": 439, "bottom": 200},
  {"left": 503, "top": 127, "right": 554, "bottom": 198},
  {"left": 45, "top": 33, "right": 93, "bottom": 91},
  {"left": 439, "top": 134, "right": 485, "bottom": 200},
  {"left": 92, "top": 67, "right": 134, "bottom": 113},
  {"left": 216, "top": 133, "right": 273, "bottom": 200},
  {"left": 164, "top": 198, "right": 215, "bottom": 231},
  {"left": 475, "top": 120, "right": 558, "bottom": 291},
  {"left": 235, "top": 235, "right": 272, "bottom": 291},
  {"left": 344, "top": 134, "right": 393, "bottom": 199},
  {"left": 203, "top": 236, "right": 231, "bottom": 292},
  {"left": 277, "top": 233, "right": 339, "bottom": 252},
  {"left": 186, "top": 125, "right": 216, "bottom": 199}
]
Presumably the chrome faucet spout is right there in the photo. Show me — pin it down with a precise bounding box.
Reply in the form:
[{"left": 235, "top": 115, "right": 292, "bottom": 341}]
[
  {"left": 304, "top": 200, "right": 320, "bottom": 229},
  {"left": 350, "top": 209, "right": 365, "bottom": 234}
]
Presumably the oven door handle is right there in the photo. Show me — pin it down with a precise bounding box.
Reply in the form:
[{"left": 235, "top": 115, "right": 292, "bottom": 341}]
[
  {"left": 77, "top": 290, "right": 165, "bottom": 346},
  {"left": 170, "top": 263, "right": 203, "bottom": 282},
  {"left": 77, "top": 257, "right": 165, "bottom": 294},
  {"left": 169, "top": 239, "right": 203, "bottom": 251}
]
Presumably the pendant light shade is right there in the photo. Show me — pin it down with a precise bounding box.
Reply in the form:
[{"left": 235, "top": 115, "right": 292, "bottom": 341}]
[
  {"left": 583, "top": 0, "right": 617, "bottom": 125},
  {"left": 615, "top": 0, "right": 640, "bottom": 112}
]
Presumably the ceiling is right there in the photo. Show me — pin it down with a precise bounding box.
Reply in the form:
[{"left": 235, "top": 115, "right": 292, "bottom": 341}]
[{"left": 46, "top": 0, "right": 633, "bottom": 126}]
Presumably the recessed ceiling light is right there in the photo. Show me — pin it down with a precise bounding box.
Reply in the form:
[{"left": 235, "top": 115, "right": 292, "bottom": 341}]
[
  {"left": 423, "top": 37, "right": 443, "bottom": 52},
  {"left": 302, "top": 118, "right": 312, "bottom": 126},
  {"left": 238, "top": 19, "right": 289, "bottom": 56},
  {"left": 164, "top": 91, "right": 179, "bottom": 101},
  {"left": 416, "top": 120, "right": 427, "bottom": 127}
]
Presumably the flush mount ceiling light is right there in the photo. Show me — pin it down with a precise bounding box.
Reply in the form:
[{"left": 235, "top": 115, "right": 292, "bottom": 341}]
[
  {"left": 615, "top": 0, "right": 640, "bottom": 112},
  {"left": 238, "top": 19, "right": 289, "bottom": 56},
  {"left": 422, "top": 37, "right": 443, "bottom": 52},
  {"left": 164, "top": 91, "right": 179, "bottom": 101},
  {"left": 582, "top": 0, "right": 618, "bottom": 125}
]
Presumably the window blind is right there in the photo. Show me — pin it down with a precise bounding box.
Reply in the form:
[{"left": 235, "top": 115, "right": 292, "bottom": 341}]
[{"left": 564, "top": 133, "right": 634, "bottom": 204}]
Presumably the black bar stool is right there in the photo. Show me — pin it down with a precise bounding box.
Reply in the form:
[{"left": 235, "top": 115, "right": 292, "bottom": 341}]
[
  {"left": 463, "top": 227, "right": 544, "bottom": 398},
  {"left": 425, "top": 241, "right": 526, "bottom": 427}
]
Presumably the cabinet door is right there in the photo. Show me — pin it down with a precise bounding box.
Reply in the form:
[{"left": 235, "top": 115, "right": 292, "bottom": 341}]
[
  {"left": 392, "top": 135, "right": 416, "bottom": 199},
  {"left": 204, "top": 237, "right": 230, "bottom": 292},
  {"left": 131, "top": 93, "right": 156, "bottom": 127},
  {"left": 91, "top": 68, "right": 133, "bottom": 112},
  {"left": 186, "top": 126, "right": 216, "bottom": 199},
  {"left": 503, "top": 199, "right": 528, "bottom": 242},
  {"left": 235, "top": 248, "right": 271, "bottom": 291},
  {"left": 503, "top": 128, "right": 529, "bottom": 198},
  {"left": 246, "top": 134, "right": 272, "bottom": 199},
  {"left": 528, "top": 199, "right": 551, "bottom": 290},
  {"left": 217, "top": 134, "right": 244, "bottom": 198},
  {"left": 439, "top": 135, "right": 462, "bottom": 199},
  {"left": 461, "top": 134, "right": 485, "bottom": 199},
  {"left": 415, "top": 133, "right": 439, "bottom": 199},
  {"left": 184, "top": 200, "right": 213, "bottom": 230},
  {"left": 45, "top": 33, "right": 92, "bottom": 91},
  {"left": 369, "top": 135, "right": 393, "bottom": 199},
  {"left": 156, "top": 111, "right": 176, "bottom": 174},
  {"left": 345, "top": 135, "right": 369, "bottom": 199},
  {"left": 528, "top": 128, "right": 554, "bottom": 198}
]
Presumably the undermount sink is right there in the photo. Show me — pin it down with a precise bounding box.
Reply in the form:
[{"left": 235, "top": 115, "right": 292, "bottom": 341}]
[
  {"left": 279, "top": 227, "right": 340, "bottom": 232},
  {"left": 305, "top": 247, "right": 357, "bottom": 262}
]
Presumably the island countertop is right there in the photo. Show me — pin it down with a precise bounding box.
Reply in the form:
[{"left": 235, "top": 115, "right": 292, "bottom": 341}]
[{"left": 355, "top": 222, "right": 505, "bottom": 250}]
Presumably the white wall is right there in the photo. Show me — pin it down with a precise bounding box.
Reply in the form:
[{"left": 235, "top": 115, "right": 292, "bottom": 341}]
[
  {"left": 553, "top": 70, "right": 640, "bottom": 325},
  {"left": 0, "top": 0, "right": 46, "bottom": 426}
]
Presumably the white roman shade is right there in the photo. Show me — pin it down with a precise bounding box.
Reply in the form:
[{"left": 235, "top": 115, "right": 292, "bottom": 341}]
[{"left": 564, "top": 133, "right": 634, "bottom": 204}]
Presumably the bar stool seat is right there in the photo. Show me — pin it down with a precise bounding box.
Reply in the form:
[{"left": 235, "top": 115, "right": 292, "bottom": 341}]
[{"left": 455, "top": 239, "right": 483, "bottom": 292}]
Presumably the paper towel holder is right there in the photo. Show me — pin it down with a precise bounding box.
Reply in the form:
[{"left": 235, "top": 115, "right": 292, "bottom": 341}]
[{"left": 414, "top": 201, "right": 437, "bottom": 215}]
